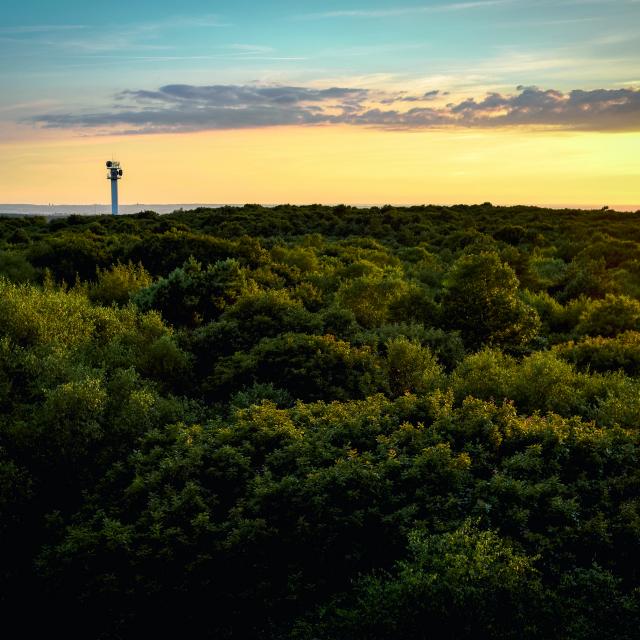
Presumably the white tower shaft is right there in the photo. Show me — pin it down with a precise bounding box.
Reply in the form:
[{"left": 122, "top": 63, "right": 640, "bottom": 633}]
[{"left": 111, "top": 178, "right": 118, "bottom": 215}]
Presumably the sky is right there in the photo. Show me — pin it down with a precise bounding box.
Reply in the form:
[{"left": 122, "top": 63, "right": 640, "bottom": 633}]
[{"left": 1, "top": 0, "right": 639, "bottom": 207}]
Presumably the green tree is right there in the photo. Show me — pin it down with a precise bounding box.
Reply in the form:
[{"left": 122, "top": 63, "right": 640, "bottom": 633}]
[
  {"left": 210, "top": 333, "right": 387, "bottom": 402},
  {"left": 442, "top": 251, "right": 540, "bottom": 348},
  {"left": 133, "top": 257, "right": 248, "bottom": 327},
  {"left": 337, "top": 273, "right": 409, "bottom": 328},
  {"left": 385, "top": 337, "right": 443, "bottom": 397},
  {"left": 316, "top": 521, "right": 542, "bottom": 640},
  {"left": 89, "top": 262, "right": 153, "bottom": 306},
  {"left": 576, "top": 294, "right": 640, "bottom": 337},
  {"left": 0, "top": 252, "right": 38, "bottom": 283}
]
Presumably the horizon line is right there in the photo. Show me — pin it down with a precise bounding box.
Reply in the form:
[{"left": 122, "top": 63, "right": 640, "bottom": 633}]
[{"left": 1, "top": 202, "right": 639, "bottom": 213}]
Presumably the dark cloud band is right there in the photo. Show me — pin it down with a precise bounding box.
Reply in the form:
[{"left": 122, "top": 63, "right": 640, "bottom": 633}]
[{"left": 32, "top": 84, "right": 640, "bottom": 133}]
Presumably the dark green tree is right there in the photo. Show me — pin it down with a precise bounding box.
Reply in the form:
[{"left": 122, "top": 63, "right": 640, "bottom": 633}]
[{"left": 442, "top": 251, "right": 540, "bottom": 348}]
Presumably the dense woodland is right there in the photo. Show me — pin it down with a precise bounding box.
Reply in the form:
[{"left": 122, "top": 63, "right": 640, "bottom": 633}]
[{"left": 1, "top": 203, "right": 640, "bottom": 638}]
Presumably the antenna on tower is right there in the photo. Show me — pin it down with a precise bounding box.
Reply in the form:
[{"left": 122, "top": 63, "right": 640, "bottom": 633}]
[{"left": 106, "top": 160, "right": 123, "bottom": 215}]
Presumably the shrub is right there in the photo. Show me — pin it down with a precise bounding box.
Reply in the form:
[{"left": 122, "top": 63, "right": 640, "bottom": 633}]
[
  {"left": 89, "top": 262, "right": 152, "bottom": 306},
  {"left": 442, "top": 252, "right": 540, "bottom": 348},
  {"left": 576, "top": 294, "right": 640, "bottom": 337},
  {"left": 385, "top": 337, "right": 444, "bottom": 397},
  {"left": 555, "top": 331, "right": 640, "bottom": 375}
]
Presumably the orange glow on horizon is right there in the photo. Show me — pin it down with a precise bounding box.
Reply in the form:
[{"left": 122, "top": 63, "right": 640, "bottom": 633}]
[{"left": 1, "top": 125, "right": 638, "bottom": 208}]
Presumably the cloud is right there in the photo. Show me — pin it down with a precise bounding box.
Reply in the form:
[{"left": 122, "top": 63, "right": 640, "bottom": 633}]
[
  {"left": 31, "top": 83, "right": 640, "bottom": 134},
  {"left": 297, "top": 0, "right": 512, "bottom": 19},
  {"left": 447, "top": 86, "right": 640, "bottom": 129},
  {"left": 0, "top": 15, "right": 229, "bottom": 54},
  {"left": 226, "top": 44, "right": 275, "bottom": 55},
  {"left": 117, "top": 84, "right": 368, "bottom": 106},
  {"left": 0, "top": 24, "right": 86, "bottom": 34}
]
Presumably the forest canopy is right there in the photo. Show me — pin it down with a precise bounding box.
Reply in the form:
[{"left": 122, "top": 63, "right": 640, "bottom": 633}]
[{"left": 1, "top": 203, "right": 639, "bottom": 638}]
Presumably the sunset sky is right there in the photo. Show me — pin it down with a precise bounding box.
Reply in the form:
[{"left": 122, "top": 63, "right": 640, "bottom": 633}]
[{"left": 1, "top": 0, "right": 639, "bottom": 207}]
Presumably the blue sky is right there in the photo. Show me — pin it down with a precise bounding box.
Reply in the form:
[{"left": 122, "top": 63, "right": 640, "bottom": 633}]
[
  {"left": 1, "top": 1, "right": 638, "bottom": 206},
  {"left": 2, "top": 1, "right": 639, "bottom": 104}
]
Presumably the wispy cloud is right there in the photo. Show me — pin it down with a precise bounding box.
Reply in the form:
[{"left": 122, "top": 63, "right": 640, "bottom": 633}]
[
  {"left": 0, "top": 24, "right": 86, "bottom": 34},
  {"left": 494, "top": 16, "right": 598, "bottom": 27},
  {"left": 227, "top": 44, "right": 275, "bottom": 55},
  {"left": 31, "top": 83, "right": 640, "bottom": 134},
  {"left": 0, "top": 14, "right": 230, "bottom": 54},
  {"left": 593, "top": 32, "right": 639, "bottom": 46},
  {"left": 0, "top": 99, "right": 61, "bottom": 114},
  {"left": 296, "top": 0, "right": 513, "bottom": 19}
]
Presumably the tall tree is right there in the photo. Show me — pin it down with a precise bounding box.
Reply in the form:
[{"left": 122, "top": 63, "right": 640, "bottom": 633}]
[{"left": 442, "top": 251, "right": 539, "bottom": 348}]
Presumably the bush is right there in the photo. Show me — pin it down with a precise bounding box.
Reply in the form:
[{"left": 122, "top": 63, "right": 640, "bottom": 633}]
[
  {"left": 555, "top": 331, "right": 640, "bottom": 375},
  {"left": 385, "top": 337, "right": 443, "bottom": 397},
  {"left": 315, "top": 521, "right": 542, "bottom": 640},
  {"left": 133, "top": 257, "right": 249, "bottom": 327},
  {"left": 442, "top": 252, "right": 540, "bottom": 348},
  {"left": 0, "top": 252, "right": 38, "bottom": 283},
  {"left": 210, "top": 333, "right": 387, "bottom": 402},
  {"left": 337, "top": 273, "right": 409, "bottom": 328},
  {"left": 576, "top": 294, "right": 640, "bottom": 337},
  {"left": 451, "top": 349, "right": 517, "bottom": 404},
  {"left": 89, "top": 262, "right": 152, "bottom": 306}
]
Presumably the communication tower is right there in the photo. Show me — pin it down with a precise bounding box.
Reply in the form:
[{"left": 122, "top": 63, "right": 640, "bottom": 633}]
[{"left": 106, "top": 160, "right": 123, "bottom": 215}]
